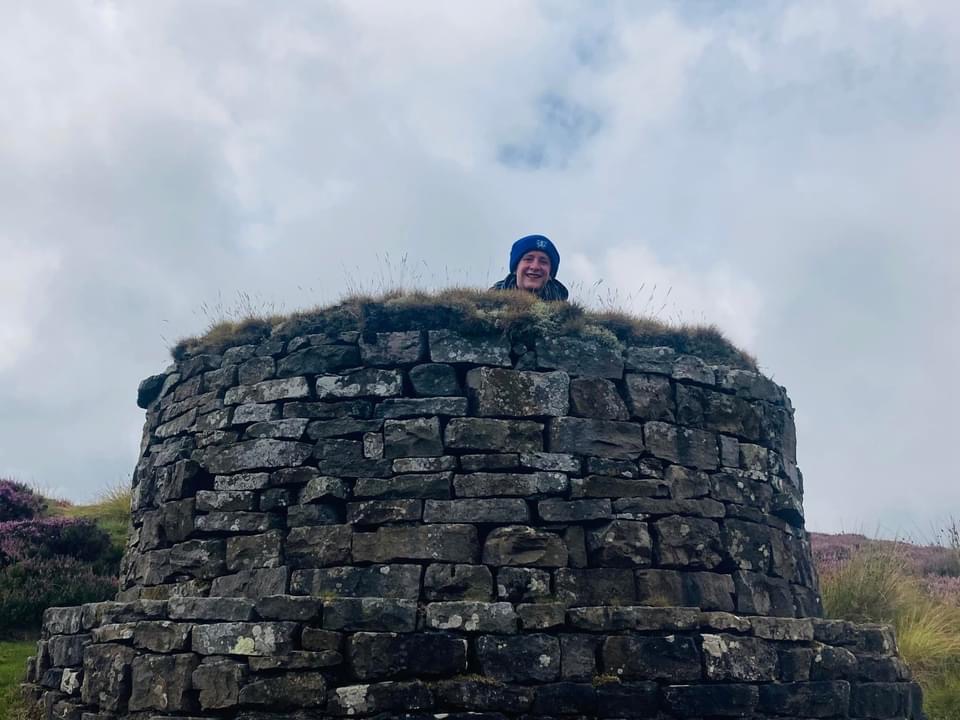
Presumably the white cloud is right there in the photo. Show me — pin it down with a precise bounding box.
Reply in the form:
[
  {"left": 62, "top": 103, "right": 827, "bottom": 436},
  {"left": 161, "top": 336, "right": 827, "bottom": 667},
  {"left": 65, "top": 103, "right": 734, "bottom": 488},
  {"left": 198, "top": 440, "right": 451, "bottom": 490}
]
[
  {"left": 0, "top": 1, "right": 956, "bottom": 529},
  {"left": 0, "top": 242, "right": 60, "bottom": 372}
]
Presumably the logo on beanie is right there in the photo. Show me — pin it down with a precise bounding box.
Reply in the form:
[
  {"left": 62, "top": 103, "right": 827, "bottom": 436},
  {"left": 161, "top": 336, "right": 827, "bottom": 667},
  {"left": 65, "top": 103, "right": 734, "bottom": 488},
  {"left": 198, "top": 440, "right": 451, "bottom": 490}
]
[{"left": 536, "top": 239, "right": 547, "bottom": 249}]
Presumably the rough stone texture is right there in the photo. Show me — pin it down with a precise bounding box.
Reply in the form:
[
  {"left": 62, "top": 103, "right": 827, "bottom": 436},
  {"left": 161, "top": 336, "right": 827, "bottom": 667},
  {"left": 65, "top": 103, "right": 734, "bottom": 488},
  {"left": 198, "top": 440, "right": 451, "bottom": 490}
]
[
  {"left": 27, "top": 322, "right": 920, "bottom": 720},
  {"left": 445, "top": 417, "right": 544, "bottom": 452},
  {"left": 428, "top": 330, "right": 511, "bottom": 366},
  {"left": 535, "top": 336, "right": 624, "bottom": 378},
  {"left": 482, "top": 526, "right": 567, "bottom": 567},
  {"left": 466, "top": 367, "right": 570, "bottom": 417},
  {"left": 569, "top": 377, "right": 629, "bottom": 420},
  {"left": 548, "top": 417, "right": 645, "bottom": 458}
]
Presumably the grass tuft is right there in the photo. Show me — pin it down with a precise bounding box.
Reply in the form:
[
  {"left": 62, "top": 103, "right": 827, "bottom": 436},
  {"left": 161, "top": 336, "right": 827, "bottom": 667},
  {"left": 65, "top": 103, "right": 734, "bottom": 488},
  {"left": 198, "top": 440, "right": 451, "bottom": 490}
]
[
  {"left": 172, "top": 287, "right": 756, "bottom": 370},
  {"left": 820, "top": 536, "right": 960, "bottom": 719}
]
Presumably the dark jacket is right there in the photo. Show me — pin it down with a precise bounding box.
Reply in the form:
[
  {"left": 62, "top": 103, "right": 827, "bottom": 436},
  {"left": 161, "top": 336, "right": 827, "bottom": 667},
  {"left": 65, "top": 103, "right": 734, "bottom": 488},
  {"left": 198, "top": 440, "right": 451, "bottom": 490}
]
[{"left": 491, "top": 273, "right": 569, "bottom": 302}]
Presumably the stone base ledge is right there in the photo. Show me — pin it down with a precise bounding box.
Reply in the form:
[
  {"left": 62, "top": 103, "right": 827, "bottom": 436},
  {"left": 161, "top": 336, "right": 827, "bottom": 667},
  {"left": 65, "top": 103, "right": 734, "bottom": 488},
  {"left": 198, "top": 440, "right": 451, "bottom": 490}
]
[{"left": 22, "top": 601, "right": 921, "bottom": 720}]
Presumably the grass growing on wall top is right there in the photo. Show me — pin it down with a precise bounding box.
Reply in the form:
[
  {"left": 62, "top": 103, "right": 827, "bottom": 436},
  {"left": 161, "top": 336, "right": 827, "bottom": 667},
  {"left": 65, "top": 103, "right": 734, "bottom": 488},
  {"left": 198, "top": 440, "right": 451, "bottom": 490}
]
[{"left": 172, "top": 287, "right": 757, "bottom": 370}]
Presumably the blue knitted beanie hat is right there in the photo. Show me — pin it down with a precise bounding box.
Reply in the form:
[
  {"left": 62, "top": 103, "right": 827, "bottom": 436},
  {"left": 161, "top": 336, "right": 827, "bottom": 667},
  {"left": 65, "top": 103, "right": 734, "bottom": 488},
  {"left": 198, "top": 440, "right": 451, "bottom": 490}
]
[{"left": 510, "top": 234, "right": 560, "bottom": 277}]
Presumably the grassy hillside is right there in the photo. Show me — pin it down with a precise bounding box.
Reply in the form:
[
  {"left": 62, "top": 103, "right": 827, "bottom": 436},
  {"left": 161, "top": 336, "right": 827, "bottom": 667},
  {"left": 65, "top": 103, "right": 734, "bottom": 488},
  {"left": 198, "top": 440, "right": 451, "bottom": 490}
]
[
  {"left": 46, "top": 485, "right": 130, "bottom": 553},
  {"left": 812, "top": 531, "right": 960, "bottom": 719},
  {"left": 0, "top": 484, "right": 129, "bottom": 720}
]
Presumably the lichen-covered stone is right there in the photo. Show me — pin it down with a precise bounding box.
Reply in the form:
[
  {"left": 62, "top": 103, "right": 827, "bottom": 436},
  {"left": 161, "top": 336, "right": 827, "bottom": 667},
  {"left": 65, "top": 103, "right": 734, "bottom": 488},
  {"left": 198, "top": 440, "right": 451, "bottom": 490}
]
[
  {"left": 224, "top": 377, "right": 311, "bottom": 405},
  {"left": 624, "top": 373, "right": 675, "bottom": 421},
  {"left": 586, "top": 520, "right": 653, "bottom": 567},
  {"left": 568, "top": 606, "right": 699, "bottom": 632},
  {"left": 476, "top": 634, "right": 560, "bottom": 682},
  {"left": 654, "top": 515, "right": 725, "bottom": 569},
  {"left": 43, "top": 607, "right": 83, "bottom": 636},
  {"left": 132, "top": 620, "right": 191, "bottom": 652},
  {"left": 328, "top": 680, "right": 434, "bottom": 716},
  {"left": 290, "top": 565, "right": 422, "bottom": 599},
  {"left": 466, "top": 367, "right": 570, "bottom": 417},
  {"left": 428, "top": 330, "right": 511, "bottom": 366},
  {"left": 425, "top": 601, "right": 518, "bottom": 633},
  {"left": 315, "top": 368, "right": 403, "bottom": 399},
  {"left": 81, "top": 644, "right": 136, "bottom": 712},
  {"left": 701, "top": 633, "right": 779, "bottom": 681},
  {"left": 497, "top": 567, "right": 552, "bottom": 602},
  {"left": 602, "top": 635, "right": 702, "bottom": 681},
  {"left": 454, "top": 471, "right": 567, "bottom": 497},
  {"left": 192, "top": 622, "right": 298, "bottom": 656},
  {"left": 200, "top": 439, "right": 312, "bottom": 473},
  {"left": 286, "top": 525, "right": 353, "bottom": 568},
  {"left": 128, "top": 653, "right": 199, "bottom": 712}
]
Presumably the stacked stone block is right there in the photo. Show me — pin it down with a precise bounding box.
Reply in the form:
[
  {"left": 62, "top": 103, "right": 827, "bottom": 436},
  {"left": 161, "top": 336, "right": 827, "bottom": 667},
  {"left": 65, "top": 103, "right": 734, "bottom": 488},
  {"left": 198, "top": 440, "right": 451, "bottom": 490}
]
[{"left": 21, "top": 326, "right": 923, "bottom": 718}]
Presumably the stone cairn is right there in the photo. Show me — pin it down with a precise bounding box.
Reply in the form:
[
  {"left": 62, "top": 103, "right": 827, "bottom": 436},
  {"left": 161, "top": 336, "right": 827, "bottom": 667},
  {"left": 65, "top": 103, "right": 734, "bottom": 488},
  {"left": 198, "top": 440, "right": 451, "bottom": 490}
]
[{"left": 22, "top": 325, "right": 924, "bottom": 719}]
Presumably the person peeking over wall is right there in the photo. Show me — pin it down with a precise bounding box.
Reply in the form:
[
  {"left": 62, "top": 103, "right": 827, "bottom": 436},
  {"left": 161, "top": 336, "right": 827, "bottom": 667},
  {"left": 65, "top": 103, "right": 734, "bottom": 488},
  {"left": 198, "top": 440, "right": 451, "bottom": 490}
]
[{"left": 490, "top": 234, "right": 570, "bottom": 302}]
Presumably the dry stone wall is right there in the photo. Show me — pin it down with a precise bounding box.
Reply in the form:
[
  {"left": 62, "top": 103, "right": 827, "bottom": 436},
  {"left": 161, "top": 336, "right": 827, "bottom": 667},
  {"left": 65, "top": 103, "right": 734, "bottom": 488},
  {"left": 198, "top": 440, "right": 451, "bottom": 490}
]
[{"left": 21, "top": 325, "right": 924, "bottom": 719}]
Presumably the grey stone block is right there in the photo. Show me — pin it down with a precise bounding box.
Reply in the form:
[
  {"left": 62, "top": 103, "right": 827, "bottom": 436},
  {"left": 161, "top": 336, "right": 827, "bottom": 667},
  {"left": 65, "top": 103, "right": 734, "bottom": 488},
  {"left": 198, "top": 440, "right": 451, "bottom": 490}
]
[
  {"left": 383, "top": 417, "right": 444, "bottom": 458},
  {"left": 602, "top": 634, "right": 702, "bottom": 681},
  {"left": 347, "top": 632, "right": 468, "bottom": 680},
  {"left": 354, "top": 472, "right": 452, "bottom": 499},
  {"left": 290, "top": 565, "right": 422, "bottom": 599},
  {"left": 454, "top": 472, "right": 567, "bottom": 497},
  {"left": 192, "top": 621, "right": 298, "bottom": 656},
  {"left": 445, "top": 417, "right": 544, "bottom": 452},
  {"left": 423, "top": 563, "right": 493, "bottom": 601},
  {"left": 428, "top": 330, "right": 511, "bottom": 366},
  {"left": 548, "top": 417, "right": 644, "bottom": 459},
  {"left": 466, "top": 367, "right": 570, "bottom": 417},
  {"left": 702, "top": 633, "right": 779, "bottom": 681},
  {"left": 324, "top": 598, "right": 418, "bottom": 632},
  {"left": 352, "top": 524, "right": 478, "bottom": 563},
  {"left": 482, "top": 525, "right": 567, "bottom": 567},
  {"left": 425, "top": 601, "right": 518, "bottom": 633},
  {"left": 535, "top": 336, "right": 624, "bottom": 378},
  {"left": 424, "top": 498, "right": 530, "bottom": 523}
]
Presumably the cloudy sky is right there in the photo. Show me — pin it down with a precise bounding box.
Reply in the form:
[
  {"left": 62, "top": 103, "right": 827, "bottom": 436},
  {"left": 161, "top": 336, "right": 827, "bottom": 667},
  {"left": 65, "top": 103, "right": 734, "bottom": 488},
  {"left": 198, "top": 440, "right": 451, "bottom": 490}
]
[{"left": 1, "top": 1, "right": 957, "bottom": 537}]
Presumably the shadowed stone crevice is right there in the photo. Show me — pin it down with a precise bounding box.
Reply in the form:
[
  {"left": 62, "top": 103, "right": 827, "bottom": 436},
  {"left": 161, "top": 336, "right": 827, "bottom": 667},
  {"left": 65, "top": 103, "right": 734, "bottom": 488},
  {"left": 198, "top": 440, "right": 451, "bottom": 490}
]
[{"left": 23, "top": 323, "right": 924, "bottom": 719}]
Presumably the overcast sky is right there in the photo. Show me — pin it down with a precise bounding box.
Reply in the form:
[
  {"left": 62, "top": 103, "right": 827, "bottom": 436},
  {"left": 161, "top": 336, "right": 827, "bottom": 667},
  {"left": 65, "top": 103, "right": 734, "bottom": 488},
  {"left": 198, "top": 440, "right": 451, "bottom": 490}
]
[{"left": 1, "top": 1, "right": 957, "bottom": 537}]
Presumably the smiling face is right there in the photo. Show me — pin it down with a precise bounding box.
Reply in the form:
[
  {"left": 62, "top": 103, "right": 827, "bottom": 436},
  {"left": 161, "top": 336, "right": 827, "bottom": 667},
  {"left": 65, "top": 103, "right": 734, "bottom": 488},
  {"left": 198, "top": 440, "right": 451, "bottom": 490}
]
[{"left": 515, "top": 250, "right": 552, "bottom": 291}]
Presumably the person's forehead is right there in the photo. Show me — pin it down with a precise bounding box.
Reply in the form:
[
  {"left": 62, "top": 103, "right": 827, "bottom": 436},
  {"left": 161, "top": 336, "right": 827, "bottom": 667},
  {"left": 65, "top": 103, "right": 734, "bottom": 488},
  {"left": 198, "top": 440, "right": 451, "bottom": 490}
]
[{"left": 520, "top": 250, "right": 551, "bottom": 262}]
